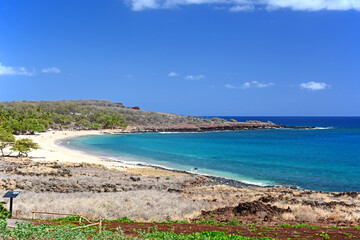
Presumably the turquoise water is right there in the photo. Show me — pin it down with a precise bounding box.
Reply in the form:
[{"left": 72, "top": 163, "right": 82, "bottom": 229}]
[{"left": 65, "top": 117, "right": 360, "bottom": 192}]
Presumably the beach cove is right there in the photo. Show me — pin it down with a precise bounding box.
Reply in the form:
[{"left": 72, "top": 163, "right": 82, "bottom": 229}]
[
  {"left": 0, "top": 121, "right": 359, "bottom": 227},
  {"left": 63, "top": 116, "right": 360, "bottom": 193}
]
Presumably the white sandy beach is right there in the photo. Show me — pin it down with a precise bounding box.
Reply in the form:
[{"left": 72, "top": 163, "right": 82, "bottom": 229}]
[
  {"left": 14, "top": 129, "right": 189, "bottom": 177},
  {"left": 16, "top": 129, "right": 142, "bottom": 171}
]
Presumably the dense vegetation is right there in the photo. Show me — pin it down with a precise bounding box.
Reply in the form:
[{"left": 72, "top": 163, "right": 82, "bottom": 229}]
[
  {"left": 0, "top": 100, "right": 214, "bottom": 132},
  {"left": 0, "top": 100, "right": 131, "bottom": 133}
]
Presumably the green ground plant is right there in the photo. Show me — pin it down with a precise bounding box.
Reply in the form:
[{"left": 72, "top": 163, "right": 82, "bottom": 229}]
[
  {"left": 0, "top": 220, "right": 282, "bottom": 240},
  {"left": 0, "top": 202, "right": 11, "bottom": 219}
]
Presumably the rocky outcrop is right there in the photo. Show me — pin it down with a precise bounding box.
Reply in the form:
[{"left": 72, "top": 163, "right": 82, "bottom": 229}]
[
  {"left": 131, "top": 121, "right": 311, "bottom": 133},
  {"left": 195, "top": 201, "right": 291, "bottom": 222}
]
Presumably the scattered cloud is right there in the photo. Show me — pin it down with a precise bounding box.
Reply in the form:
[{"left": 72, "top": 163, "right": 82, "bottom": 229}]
[
  {"left": 0, "top": 62, "right": 32, "bottom": 76},
  {"left": 168, "top": 72, "right": 179, "bottom": 77},
  {"left": 229, "top": 4, "right": 255, "bottom": 12},
  {"left": 125, "top": 0, "right": 160, "bottom": 11},
  {"left": 242, "top": 81, "right": 274, "bottom": 89},
  {"left": 224, "top": 84, "right": 237, "bottom": 89},
  {"left": 252, "top": 81, "right": 274, "bottom": 88},
  {"left": 185, "top": 74, "right": 205, "bottom": 80},
  {"left": 225, "top": 81, "right": 274, "bottom": 89},
  {"left": 242, "top": 82, "right": 251, "bottom": 89},
  {"left": 125, "top": 0, "right": 360, "bottom": 11},
  {"left": 42, "top": 67, "right": 61, "bottom": 74},
  {"left": 300, "top": 81, "right": 329, "bottom": 91}
]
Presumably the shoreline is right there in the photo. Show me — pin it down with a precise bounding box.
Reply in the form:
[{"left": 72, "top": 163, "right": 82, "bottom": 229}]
[
  {"left": 21, "top": 129, "right": 271, "bottom": 189},
  {"left": 58, "top": 131, "right": 268, "bottom": 189},
  {"left": 20, "top": 129, "right": 350, "bottom": 193},
  {"left": 18, "top": 129, "right": 143, "bottom": 171},
  {"left": 5, "top": 129, "right": 360, "bottom": 226}
]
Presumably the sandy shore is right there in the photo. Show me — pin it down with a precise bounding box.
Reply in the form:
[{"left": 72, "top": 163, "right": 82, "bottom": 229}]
[
  {"left": 16, "top": 129, "right": 142, "bottom": 171},
  {"left": 2, "top": 130, "right": 360, "bottom": 226}
]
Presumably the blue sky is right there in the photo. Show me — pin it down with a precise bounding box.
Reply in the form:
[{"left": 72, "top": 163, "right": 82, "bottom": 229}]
[{"left": 0, "top": 0, "right": 359, "bottom": 116}]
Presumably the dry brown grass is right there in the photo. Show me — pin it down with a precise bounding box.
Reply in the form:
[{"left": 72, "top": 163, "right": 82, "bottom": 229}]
[
  {"left": 181, "top": 185, "right": 360, "bottom": 224},
  {"left": 0, "top": 190, "right": 209, "bottom": 221},
  {"left": 0, "top": 157, "right": 197, "bottom": 193},
  {"left": 1, "top": 157, "right": 359, "bottom": 224}
]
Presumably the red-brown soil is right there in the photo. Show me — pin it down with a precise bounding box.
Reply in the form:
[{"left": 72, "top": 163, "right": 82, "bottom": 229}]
[{"left": 32, "top": 220, "right": 360, "bottom": 240}]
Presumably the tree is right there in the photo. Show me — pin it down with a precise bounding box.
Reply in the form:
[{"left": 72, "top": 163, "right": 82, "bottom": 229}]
[
  {"left": 75, "top": 119, "right": 90, "bottom": 128},
  {"left": 11, "top": 138, "right": 39, "bottom": 157},
  {"left": 7, "top": 119, "right": 22, "bottom": 133},
  {"left": 104, "top": 114, "right": 127, "bottom": 129},
  {"left": 22, "top": 118, "right": 45, "bottom": 133},
  {"left": 88, "top": 123, "right": 102, "bottom": 130},
  {"left": 0, "top": 128, "right": 15, "bottom": 157}
]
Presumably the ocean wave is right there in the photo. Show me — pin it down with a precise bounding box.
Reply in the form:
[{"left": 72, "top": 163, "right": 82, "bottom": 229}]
[
  {"left": 275, "top": 127, "right": 334, "bottom": 130},
  {"left": 158, "top": 131, "right": 205, "bottom": 134},
  {"left": 158, "top": 132, "right": 183, "bottom": 134},
  {"left": 306, "top": 127, "right": 334, "bottom": 130},
  {"left": 99, "top": 155, "right": 273, "bottom": 187}
]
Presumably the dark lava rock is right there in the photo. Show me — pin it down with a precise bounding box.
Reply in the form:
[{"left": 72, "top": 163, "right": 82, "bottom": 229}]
[
  {"left": 258, "top": 195, "right": 276, "bottom": 203},
  {"left": 333, "top": 191, "right": 358, "bottom": 198},
  {"left": 130, "top": 176, "right": 140, "bottom": 182},
  {"left": 195, "top": 201, "right": 291, "bottom": 222}
]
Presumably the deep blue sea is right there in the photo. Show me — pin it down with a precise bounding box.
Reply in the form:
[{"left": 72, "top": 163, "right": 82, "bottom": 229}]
[{"left": 64, "top": 117, "right": 360, "bottom": 192}]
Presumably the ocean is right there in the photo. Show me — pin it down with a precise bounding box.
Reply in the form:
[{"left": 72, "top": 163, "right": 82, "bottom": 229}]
[{"left": 63, "top": 117, "right": 360, "bottom": 192}]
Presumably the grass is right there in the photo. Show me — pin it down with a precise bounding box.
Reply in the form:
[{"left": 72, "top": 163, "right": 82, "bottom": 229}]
[
  {"left": 1, "top": 190, "right": 208, "bottom": 221},
  {"left": 0, "top": 220, "right": 281, "bottom": 240},
  {"left": 1, "top": 156, "right": 360, "bottom": 225},
  {"left": 4, "top": 216, "right": 360, "bottom": 240}
]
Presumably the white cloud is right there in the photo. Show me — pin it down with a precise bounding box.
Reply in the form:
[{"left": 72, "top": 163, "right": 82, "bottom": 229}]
[
  {"left": 126, "top": 0, "right": 160, "bottom": 11},
  {"left": 185, "top": 74, "right": 205, "bottom": 80},
  {"left": 0, "top": 62, "right": 32, "bottom": 76},
  {"left": 42, "top": 67, "right": 61, "bottom": 74},
  {"left": 168, "top": 72, "right": 179, "bottom": 77},
  {"left": 242, "top": 81, "right": 273, "bottom": 89},
  {"left": 251, "top": 80, "right": 274, "bottom": 88},
  {"left": 266, "top": 0, "right": 360, "bottom": 11},
  {"left": 224, "top": 84, "right": 237, "bottom": 89},
  {"left": 300, "top": 81, "right": 329, "bottom": 91},
  {"left": 242, "top": 82, "right": 251, "bottom": 89},
  {"left": 225, "top": 81, "right": 274, "bottom": 89},
  {"left": 125, "top": 0, "right": 360, "bottom": 11},
  {"left": 229, "top": 4, "right": 255, "bottom": 12}
]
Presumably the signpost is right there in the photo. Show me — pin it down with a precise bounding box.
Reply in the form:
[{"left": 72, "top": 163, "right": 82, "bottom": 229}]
[{"left": 3, "top": 191, "right": 20, "bottom": 218}]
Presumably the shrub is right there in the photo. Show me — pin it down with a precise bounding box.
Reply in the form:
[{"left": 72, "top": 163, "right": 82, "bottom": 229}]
[
  {"left": 0, "top": 202, "right": 11, "bottom": 219},
  {"left": 11, "top": 138, "right": 39, "bottom": 157},
  {"left": 0, "top": 128, "right": 15, "bottom": 156}
]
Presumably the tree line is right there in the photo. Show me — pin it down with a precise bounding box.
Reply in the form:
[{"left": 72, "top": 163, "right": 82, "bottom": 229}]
[
  {"left": 0, "top": 101, "right": 129, "bottom": 158},
  {"left": 0, "top": 103, "right": 128, "bottom": 133}
]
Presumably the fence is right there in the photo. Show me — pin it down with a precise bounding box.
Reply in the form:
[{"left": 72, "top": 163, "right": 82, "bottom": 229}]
[{"left": 31, "top": 210, "right": 103, "bottom": 233}]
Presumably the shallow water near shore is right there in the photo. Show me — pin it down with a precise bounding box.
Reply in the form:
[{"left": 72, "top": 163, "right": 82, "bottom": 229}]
[{"left": 65, "top": 117, "right": 360, "bottom": 192}]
